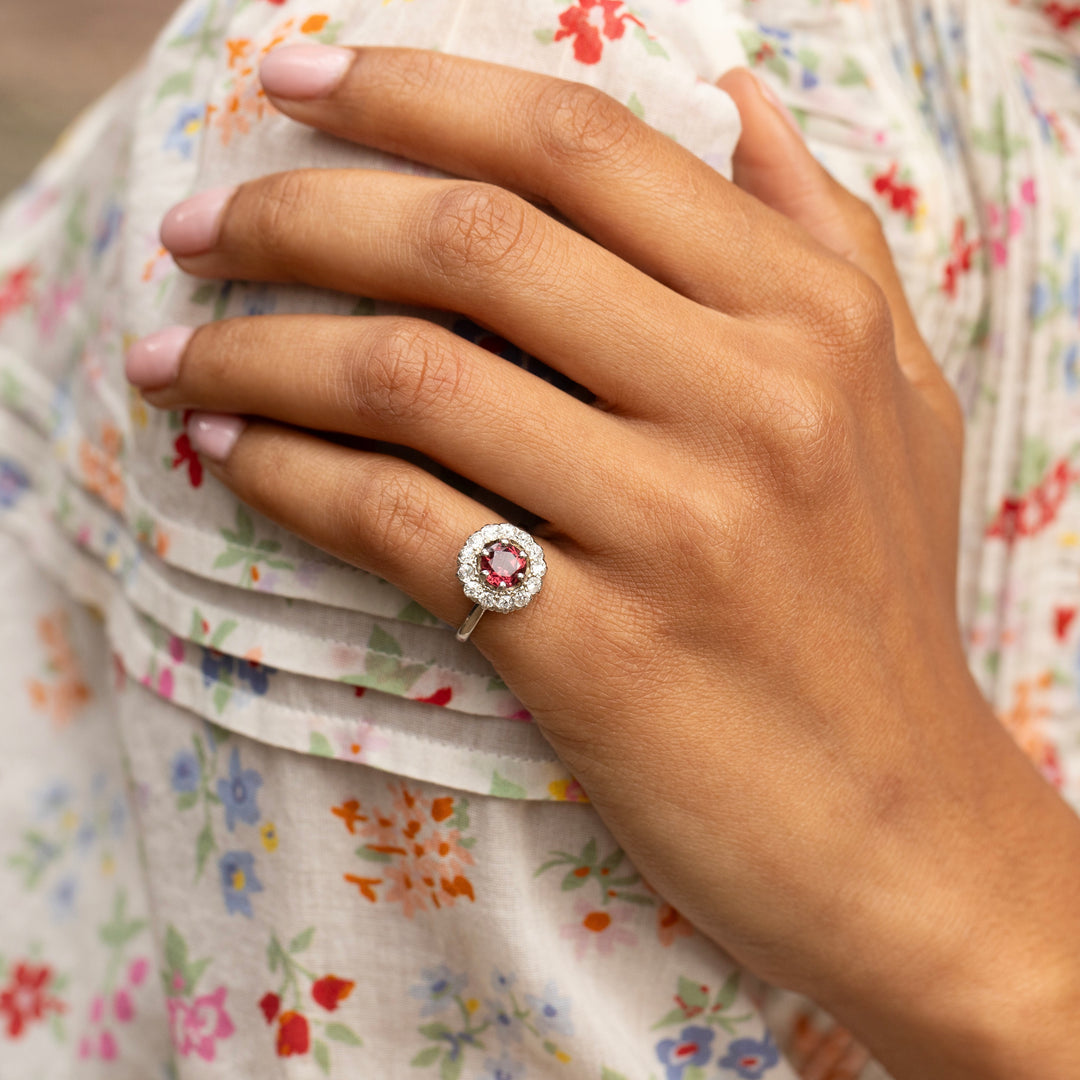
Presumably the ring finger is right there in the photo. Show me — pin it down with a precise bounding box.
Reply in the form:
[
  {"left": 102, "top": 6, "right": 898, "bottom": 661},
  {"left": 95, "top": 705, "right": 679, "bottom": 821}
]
[{"left": 130, "top": 313, "right": 651, "bottom": 540}]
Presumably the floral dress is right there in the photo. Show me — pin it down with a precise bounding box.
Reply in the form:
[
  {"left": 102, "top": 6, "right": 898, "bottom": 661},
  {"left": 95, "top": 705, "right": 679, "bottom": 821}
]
[{"left": 0, "top": 1, "right": 1077, "bottom": 1078}]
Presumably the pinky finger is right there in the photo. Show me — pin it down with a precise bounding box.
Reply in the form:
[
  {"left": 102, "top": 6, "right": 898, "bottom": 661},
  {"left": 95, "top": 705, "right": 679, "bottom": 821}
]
[{"left": 187, "top": 413, "right": 574, "bottom": 650}]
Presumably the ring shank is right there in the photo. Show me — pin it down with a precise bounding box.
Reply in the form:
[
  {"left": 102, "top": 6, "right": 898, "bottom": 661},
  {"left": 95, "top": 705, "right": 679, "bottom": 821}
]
[{"left": 455, "top": 603, "right": 486, "bottom": 643}]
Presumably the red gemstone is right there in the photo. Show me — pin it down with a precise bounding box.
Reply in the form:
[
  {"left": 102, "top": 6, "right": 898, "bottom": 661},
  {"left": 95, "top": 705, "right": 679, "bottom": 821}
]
[{"left": 479, "top": 541, "right": 527, "bottom": 589}]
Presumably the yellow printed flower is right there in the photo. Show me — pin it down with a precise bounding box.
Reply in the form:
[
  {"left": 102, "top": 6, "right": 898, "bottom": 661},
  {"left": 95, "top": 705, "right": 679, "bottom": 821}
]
[{"left": 261, "top": 822, "right": 279, "bottom": 852}]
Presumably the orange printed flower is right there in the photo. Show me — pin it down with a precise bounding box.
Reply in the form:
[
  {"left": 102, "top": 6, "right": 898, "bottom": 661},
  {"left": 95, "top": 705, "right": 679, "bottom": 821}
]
[{"left": 26, "top": 613, "right": 91, "bottom": 726}]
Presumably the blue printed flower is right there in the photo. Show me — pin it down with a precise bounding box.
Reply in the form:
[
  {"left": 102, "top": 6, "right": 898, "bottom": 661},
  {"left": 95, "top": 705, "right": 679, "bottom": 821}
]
[
  {"left": 524, "top": 982, "right": 573, "bottom": 1037},
  {"left": 201, "top": 648, "right": 234, "bottom": 687},
  {"left": 92, "top": 202, "right": 123, "bottom": 257},
  {"left": 718, "top": 1033, "right": 780, "bottom": 1079},
  {"left": 235, "top": 658, "right": 275, "bottom": 696},
  {"left": 75, "top": 818, "right": 96, "bottom": 851},
  {"left": 408, "top": 966, "right": 467, "bottom": 1016},
  {"left": 0, "top": 459, "right": 30, "bottom": 510},
  {"left": 49, "top": 875, "right": 78, "bottom": 922},
  {"left": 35, "top": 782, "right": 70, "bottom": 818},
  {"left": 170, "top": 749, "right": 201, "bottom": 793},
  {"left": 1065, "top": 343, "right": 1080, "bottom": 395},
  {"left": 485, "top": 999, "right": 523, "bottom": 1044},
  {"left": 491, "top": 969, "right": 516, "bottom": 994},
  {"left": 655, "top": 1025, "right": 715, "bottom": 1080},
  {"left": 1067, "top": 254, "right": 1080, "bottom": 319},
  {"left": 480, "top": 1053, "right": 525, "bottom": 1080},
  {"left": 216, "top": 747, "right": 262, "bottom": 830},
  {"left": 164, "top": 104, "right": 205, "bottom": 159},
  {"left": 218, "top": 850, "right": 263, "bottom": 917}
]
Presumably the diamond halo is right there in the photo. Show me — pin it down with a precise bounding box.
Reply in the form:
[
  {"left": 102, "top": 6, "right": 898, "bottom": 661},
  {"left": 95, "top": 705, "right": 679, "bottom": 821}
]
[{"left": 456, "top": 523, "right": 546, "bottom": 614}]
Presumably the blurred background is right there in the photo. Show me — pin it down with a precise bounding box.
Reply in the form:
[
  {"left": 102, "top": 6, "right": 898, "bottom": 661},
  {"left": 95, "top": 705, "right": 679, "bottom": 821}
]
[{"left": 1, "top": 0, "right": 179, "bottom": 196}]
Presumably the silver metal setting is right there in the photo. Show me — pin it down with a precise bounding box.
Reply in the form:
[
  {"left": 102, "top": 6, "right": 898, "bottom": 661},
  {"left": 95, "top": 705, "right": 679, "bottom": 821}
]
[{"left": 455, "top": 523, "right": 546, "bottom": 642}]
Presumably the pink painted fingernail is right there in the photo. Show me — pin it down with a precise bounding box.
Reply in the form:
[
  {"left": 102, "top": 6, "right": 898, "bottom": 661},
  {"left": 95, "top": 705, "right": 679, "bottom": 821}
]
[
  {"left": 125, "top": 326, "right": 193, "bottom": 389},
  {"left": 754, "top": 74, "right": 803, "bottom": 136},
  {"left": 187, "top": 412, "right": 245, "bottom": 463},
  {"left": 260, "top": 44, "right": 355, "bottom": 100},
  {"left": 160, "top": 186, "right": 236, "bottom": 257}
]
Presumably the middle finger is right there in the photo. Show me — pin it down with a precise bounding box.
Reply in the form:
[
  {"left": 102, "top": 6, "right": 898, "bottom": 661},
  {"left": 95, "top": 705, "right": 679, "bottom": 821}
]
[
  {"left": 132, "top": 313, "right": 653, "bottom": 539},
  {"left": 160, "top": 169, "right": 728, "bottom": 419}
]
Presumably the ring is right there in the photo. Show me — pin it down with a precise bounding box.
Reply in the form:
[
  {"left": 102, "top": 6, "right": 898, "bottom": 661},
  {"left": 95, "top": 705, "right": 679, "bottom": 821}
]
[{"left": 455, "top": 523, "right": 547, "bottom": 642}]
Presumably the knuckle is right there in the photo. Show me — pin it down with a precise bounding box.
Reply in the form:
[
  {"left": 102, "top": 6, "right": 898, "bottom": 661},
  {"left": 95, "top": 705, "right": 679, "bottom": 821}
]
[
  {"left": 815, "top": 264, "right": 894, "bottom": 356},
  {"left": 752, "top": 369, "right": 860, "bottom": 502},
  {"left": 246, "top": 171, "right": 314, "bottom": 257},
  {"left": 352, "top": 321, "right": 469, "bottom": 425},
  {"left": 422, "top": 182, "right": 537, "bottom": 280},
  {"left": 345, "top": 461, "right": 437, "bottom": 565},
  {"left": 531, "top": 80, "right": 637, "bottom": 167}
]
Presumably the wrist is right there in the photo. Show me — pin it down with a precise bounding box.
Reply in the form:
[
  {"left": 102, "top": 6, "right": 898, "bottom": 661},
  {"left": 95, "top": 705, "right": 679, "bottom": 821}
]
[{"left": 813, "top": 692, "right": 1080, "bottom": 1078}]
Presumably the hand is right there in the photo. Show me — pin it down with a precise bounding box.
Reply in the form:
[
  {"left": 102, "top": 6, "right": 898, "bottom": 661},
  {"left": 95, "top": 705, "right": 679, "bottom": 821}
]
[{"left": 131, "top": 48, "right": 1080, "bottom": 1078}]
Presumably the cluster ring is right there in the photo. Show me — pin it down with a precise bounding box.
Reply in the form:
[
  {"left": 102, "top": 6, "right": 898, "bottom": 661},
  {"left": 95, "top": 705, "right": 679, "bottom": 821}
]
[{"left": 455, "top": 523, "right": 546, "bottom": 642}]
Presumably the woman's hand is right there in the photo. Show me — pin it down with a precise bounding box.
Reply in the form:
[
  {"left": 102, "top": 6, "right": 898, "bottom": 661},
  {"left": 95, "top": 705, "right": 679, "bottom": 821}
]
[{"left": 129, "top": 48, "right": 1080, "bottom": 1078}]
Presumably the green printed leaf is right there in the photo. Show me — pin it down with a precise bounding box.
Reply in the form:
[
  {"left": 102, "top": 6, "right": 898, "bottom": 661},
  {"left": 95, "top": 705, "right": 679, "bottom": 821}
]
[
  {"left": 156, "top": 70, "right": 194, "bottom": 103},
  {"left": 176, "top": 791, "right": 198, "bottom": 812},
  {"left": 233, "top": 505, "right": 256, "bottom": 546},
  {"left": 652, "top": 1006, "right": 692, "bottom": 1030},
  {"left": 486, "top": 676, "right": 508, "bottom": 693},
  {"left": 627, "top": 92, "right": 644, "bottom": 119},
  {"left": 419, "top": 1022, "right": 452, "bottom": 1041},
  {"left": 534, "top": 28, "right": 556, "bottom": 45},
  {"left": 195, "top": 823, "right": 216, "bottom": 879},
  {"left": 209, "top": 619, "right": 238, "bottom": 649},
  {"left": 190, "top": 283, "right": 218, "bottom": 306},
  {"left": 602, "top": 1070, "right": 630, "bottom": 1080},
  {"left": 288, "top": 927, "right": 315, "bottom": 954},
  {"left": 256, "top": 538, "right": 281, "bottom": 552},
  {"left": 838, "top": 56, "right": 868, "bottom": 86},
  {"left": 398, "top": 600, "right": 441, "bottom": 625},
  {"left": 368, "top": 625, "right": 403, "bottom": 657},
  {"left": 165, "top": 925, "right": 188, "bottom": 977},
  {"left": 560, "top": 869, "right": 591, "bottom": 892},
  {"left": 267, "top": 937, "right": 283, "bottom": 974},
  {"left": 490, "top": 772, "right": 527, "bottom": 799},
  {"left": 412, "top": 1045, "right": 442, "bottom": 1067},
  {"left": 581, "top": 838, "right": 598, "bottom": 866},
  {"left": 309, "top": 732, "right": 335, "bottom": 758},
  {"left": 212, "top": 683, "right": 231, "bottom": 714},
  {"left": 213, "top": 548, "right": 246, "bottom": 570},
  {"left": 356, "top": 846, "right": 392, "bottom": 863},
  {"left": 189, "top": 609, "right": 208, "bottom": 643},
  {"left": 634, "top": 25, "right": 669, "bottom": 59},
  {"left": 677, "top": 976, "right": 709, "bottom": 1012},
  {"left": 440, "top": 1052, "right": 464, "bottom": 1080},
  {"left": 712, "top": 969, "right": 740, "bottom": 1011},
  {"left": 313, "top": 1038, "right": 331, "bottom": 1074},
  {"left": 325, "top": 1022, "right": 362, "bottom": 1045}
]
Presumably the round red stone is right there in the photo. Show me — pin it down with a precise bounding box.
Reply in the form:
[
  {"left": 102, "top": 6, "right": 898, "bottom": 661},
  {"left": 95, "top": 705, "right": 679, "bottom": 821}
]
[{"left": 479, "top": 541, "right": 528, "bottom": 589}]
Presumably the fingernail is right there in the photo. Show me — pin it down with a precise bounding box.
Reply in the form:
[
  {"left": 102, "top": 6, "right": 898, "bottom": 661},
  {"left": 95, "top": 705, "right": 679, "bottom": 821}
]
[
  {"left": 160, "top": 185, "right": 236, "bottom": 257},
  {"left": 754, "top": 75, "right": 803, "bottom": 136},
  {"left": 125, "top": 326, "right": 193, "bottom": 390},
  {"left": 187, "top": 412, "right": 245, "bottom": 463},
  {"left": 260, "top": 44, "right": 354, "bottom": 100}
]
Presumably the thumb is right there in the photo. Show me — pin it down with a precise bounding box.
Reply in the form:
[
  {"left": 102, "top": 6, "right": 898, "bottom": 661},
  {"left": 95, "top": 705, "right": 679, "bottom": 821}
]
[{"left": 718, "top": 68, "right": 961, "bottom": 443}]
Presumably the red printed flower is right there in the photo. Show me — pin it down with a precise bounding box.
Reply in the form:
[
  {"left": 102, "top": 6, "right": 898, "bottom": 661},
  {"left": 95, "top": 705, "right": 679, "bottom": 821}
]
[
  {"left": 1044, "top": 3, "right": 1080, "bottom": 30},
  {"left": 259, "top": 992, "right": 280, "bottom": 1024},
  {"left": 0, "top": 265, "right": 35, "bottom": 327},
  {"left": 871, "top": 163, "right": 920, "bottom": 220},
  {"left": 986, "top": 459, "right": 1077, "bottom": 544},
  {"left": 276, "top": 1010, "right": 310, "bottom": 1056},
  {"left": 312, "top": 975, "right": 355, "bottom": 1012},
  {"left": 171, "top": 412, "right": 203, "bottom": 488},
  {"left": 942, "top": 217, "right": 980, "bottom": 299},
  {"left": 0, "top": 962, "right": 66, "bottom": 1039},
  {"left": 554, "top": 0, "right": 645, "bottom": 65}
]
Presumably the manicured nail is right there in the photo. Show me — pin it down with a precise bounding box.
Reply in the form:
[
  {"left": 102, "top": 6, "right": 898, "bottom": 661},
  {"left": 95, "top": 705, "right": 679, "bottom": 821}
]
[
  {"left": 260, "top": 44, "right": 354, "bottom": 100},
  {"left": 160, "top": 186, "right": 236, "bottom": 257},
  {"left": 187, "top": 412, "right": 245, "bottom": 463},
  {"left": 754, "top": 75, "right": 803, "bottom": 136},
  {"left": 125, "top": 326, "right": 193, "bottom": 390}
]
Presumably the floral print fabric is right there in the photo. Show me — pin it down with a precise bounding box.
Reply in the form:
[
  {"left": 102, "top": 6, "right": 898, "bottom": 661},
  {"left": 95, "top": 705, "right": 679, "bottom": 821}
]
[{"left": 1, "top": 1, "right": 1079, "bottom": 1077}]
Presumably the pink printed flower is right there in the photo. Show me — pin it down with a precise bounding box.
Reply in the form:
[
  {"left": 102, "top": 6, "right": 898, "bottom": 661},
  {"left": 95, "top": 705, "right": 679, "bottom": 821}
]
[
  {"left": 554, "top": 0, "right": 645, "bottom": 65},
  {"left": 333, "top": 719, "right": 389, "bottom": 763},
  {"left": 127, "top": 958, "right": 149, "bottom": 987},
  {"left": 382, "top": 863, "right": 430, "bottom": 918},
  {"left": 424, "top": 829, "right": 476, "bottom": 880},
  {"left": 560, "top": 898, "right": 638, "bottom": 959},
  {"left": 168, "top": 986, "right": 235, "bottom": 1061},
  {"left": 113, "top": 989, "right": 134, "bottom": 1023}
]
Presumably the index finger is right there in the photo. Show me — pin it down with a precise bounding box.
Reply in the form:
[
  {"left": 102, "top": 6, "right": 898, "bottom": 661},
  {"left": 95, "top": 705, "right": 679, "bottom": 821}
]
[{"left": 258, "top": 45, "right": 816, "bottom": 318}]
